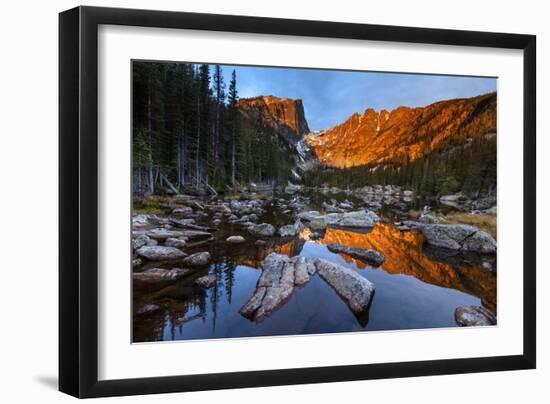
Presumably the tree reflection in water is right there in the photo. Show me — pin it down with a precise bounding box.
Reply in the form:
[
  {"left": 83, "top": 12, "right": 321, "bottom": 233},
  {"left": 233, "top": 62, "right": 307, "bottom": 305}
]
[{"left": 133, "top": 223, "right": 496, "bottom": 342}]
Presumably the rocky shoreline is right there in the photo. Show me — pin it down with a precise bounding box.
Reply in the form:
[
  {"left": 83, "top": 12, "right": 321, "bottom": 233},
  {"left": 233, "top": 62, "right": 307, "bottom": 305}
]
[{"left": 132, "top": 187, "right": 497, "bottom": 328}]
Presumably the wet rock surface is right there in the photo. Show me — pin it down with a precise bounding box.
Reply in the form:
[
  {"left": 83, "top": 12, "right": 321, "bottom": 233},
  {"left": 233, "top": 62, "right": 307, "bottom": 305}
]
[
  {"left": 327, "top": 243, "right": 385, "bottom": 267},
  {"left": 195, "top": 274, "right": 217, "bottom": 289},
  {"left": 133, "top": 267, "right": 191, "bottom": 283},
  {"left": 299, "top": 210, "right": 380, "bottom": 228},
  {"left": 315, "top": 259, "right": 375, "bottom": 314},
  {"left": 240, "top": 253, "right": 375, "bottom": 321},
  {"left": 183, "top": 252, "right": 211, "bottom": 266},
  {"left": 248, "top": 223, "right": 276, "bottom": 237},
  {"left": 226, "top": 235, "right": 246, "bottom": 244},
  {"left": 406, "top": 223, "right": 497, "bottom": 254},
  {"left": 136, "top": 246, "right": 187, "bottom": 261},
  {"left": 455, "top": 305, "right": 496, "bottom": 326}
]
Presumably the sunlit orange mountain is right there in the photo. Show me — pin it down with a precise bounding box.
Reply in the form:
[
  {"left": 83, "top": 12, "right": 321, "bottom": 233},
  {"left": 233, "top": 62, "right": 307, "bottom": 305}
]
[
  {"left": 305, "top": 92, "right": 496, "bottom": 168},
  {"left": 237, "top": 95, "right": 310, "bottom": 144}
]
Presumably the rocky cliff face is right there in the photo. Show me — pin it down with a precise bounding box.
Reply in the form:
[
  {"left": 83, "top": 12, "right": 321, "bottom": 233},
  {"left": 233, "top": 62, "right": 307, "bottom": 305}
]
[
  {"left": 237, "top": 95, "right": 310, "bottom": 145},
  {"left": 305, "top": 92, "right": 496, "bottom": 168}
]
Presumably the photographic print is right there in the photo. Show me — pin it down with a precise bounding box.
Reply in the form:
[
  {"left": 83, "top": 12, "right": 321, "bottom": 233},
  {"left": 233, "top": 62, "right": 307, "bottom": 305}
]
[{"left": 131, "top": 61, "right": 497, "bottom": 343}]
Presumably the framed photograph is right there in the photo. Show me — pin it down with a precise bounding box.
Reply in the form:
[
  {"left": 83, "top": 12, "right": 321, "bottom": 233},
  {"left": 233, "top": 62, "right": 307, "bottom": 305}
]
[{"left": 59, "top": 6, "right": 536, "bottom": 398}]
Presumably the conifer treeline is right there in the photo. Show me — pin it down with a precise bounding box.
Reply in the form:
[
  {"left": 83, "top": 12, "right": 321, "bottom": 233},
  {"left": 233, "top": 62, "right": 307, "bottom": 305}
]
[
  {"left": 132, "top": 62, "right": 295, "bottom": 197},
  {"left": 303, "top": 136, "right": 497, "bottom": 197}
]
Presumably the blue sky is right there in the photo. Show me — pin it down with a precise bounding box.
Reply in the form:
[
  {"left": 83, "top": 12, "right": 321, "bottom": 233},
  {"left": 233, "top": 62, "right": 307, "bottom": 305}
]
[{"left": 219, "top": 65, "right": 496, "bottom": 131}]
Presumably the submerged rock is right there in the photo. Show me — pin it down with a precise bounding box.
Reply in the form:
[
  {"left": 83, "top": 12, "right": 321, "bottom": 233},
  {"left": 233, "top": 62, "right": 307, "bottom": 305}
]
[
  {"left": 195, "top": 274, "right": 217, "bottom": 288},
  {"left": 248, "top": 223, "right": 276, "bottom": 237},
  {"left": 455, "top": 305, "right": 496, "bottom": 326},
  {"left": 226, "top": 235, "right": 246, "bottom": 244},
  {"left": 315, "top": 259, "right": 375, "bottom": 314},
  {"left": 183, "top": 252, "right": 211, "bottom": 266},
  {"left": 136, "top": 246, "right": 187, "bottom": 261},
  {"left": 326, "top": 243, "right": 385, "bottom": 267},
  {"left": 133, "top": 267, "right": 191, "bottom": 283}
]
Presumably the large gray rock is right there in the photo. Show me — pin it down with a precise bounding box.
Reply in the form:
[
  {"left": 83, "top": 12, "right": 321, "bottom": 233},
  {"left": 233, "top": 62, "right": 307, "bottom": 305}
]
[
  {"left": 455, "top": 305, "right": 496, "bottom": 326},
  {"left": 226, "top": 235, "right": 246, "bottom": 244},
  {"left": 298, "top": 210, "right": 379, "bottom": 228},
  {"left": 195, "top": 274, "right": 217, "bottom": 288},
  {"left": 133, "top": 267, "right": 190, "bottom": 283},
  {"left": 248, "top": 223, "right": 276, "bottom": 237},
  {"left": 309, "top": 218, "right": 327, "bottom": 231},
  {"left": 293, "top": 256, "right": 310, "bottom": 286},
  {"left": 165, "top": 238, "right": 187, "bottom": 248},
  {"left": 146, "top": 228, "right": 185, "bottom": 241},
  {"left": 178, "top": 230, "right": 212, "bottom": 239},
  {"left": 417, "top": 214, "right": 443, "bottom": 224},
  {"left": 278, "top": 219, "right": 304, "bottom": 237},
  {"left": 136, "top": 246, "right": 187, "bottom": 261},
  {"left": 315, "top": 259, "right": 375, "bottom": 314},
  {"left": 326, "top": 243, "right": 385, "bottom": 267},
  {"left": 419, "top": 224, "right": 497, "bottom": 253},
  {"left": 182, "top": 252, "right": 211, "bottom": 266},
  {"left": 172, "top": 207, "right": 193, "bottom": 216},
  {"left": 136, "top": 303, "right": 161, "bottom": 316},
  {"left": 132, "top": 234, "right": 152, "bottom": 250},
  {"left": 239, "top": 253, "right": 301, "bottom": 321}
]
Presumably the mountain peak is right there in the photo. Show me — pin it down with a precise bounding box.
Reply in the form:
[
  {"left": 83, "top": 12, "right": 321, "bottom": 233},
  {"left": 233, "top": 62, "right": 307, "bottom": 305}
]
[
  {"left": 237, "top": 95, "right": 310, "bottom": 143},
  {"left": 305, "top": 92, "right": 496, "bottom": 168}
]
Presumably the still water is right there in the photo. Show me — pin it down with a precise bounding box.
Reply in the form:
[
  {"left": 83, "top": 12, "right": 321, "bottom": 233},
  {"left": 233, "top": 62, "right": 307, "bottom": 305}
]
[{"left": 133, "top": 197, "right": 496, "bottom": 342}]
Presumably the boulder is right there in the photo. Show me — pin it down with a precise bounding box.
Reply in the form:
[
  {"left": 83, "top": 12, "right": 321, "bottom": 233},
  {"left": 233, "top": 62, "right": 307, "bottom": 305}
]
[
  {"left": 182, "top": 251, "right": 211, "bottom": 266},
  {"left": 315, "top": 259, "right": 375, "bottom": 314},
  {"left": 146, "top": 228, "right": 185, "bottom": 241},
  {"left": 418, "top": 224, "right": 497, "bottom": 253},
  {"left": 136, "top": 246, "right": 187, "bottom": 261},
  {"left": 226, "top": 235, "right": 246, "bottom": 244},
  {"left": 309, "top": 218, "right": 327, "bottom": 231},
  {"left": 178, "top": 230, "right": 212, "bottom": 239},
  {"left": 326, "top": 243, "right": 385, "bottom": 267},
  {"left": 136, "top": 304, "right": 161, "bottom": 316},
  {"left": 133, "top": 267, "right": 190, "bottom": 283},
  {"left": 255, "top": 240, "right": 267, "bottom": 246},
  {"left": 165, "top": 238, "right": 187, "bottom": 249},
  {"left": 455, "top": 305, "right": 496, "bottom": 326},
  {"left": 194, "top": 274, "right": 217, "bottom": 288},
  {"left": 132, "top": 234, "right": 152, "bottom": 250},
  {"left": 417, "top": 214, "right": 443, "bottom": 224},
  {"left": 172, "top": 207, "right": 193, "bottom": 216},
  {"left": 293, "top": 256, "right": 310, "bottom": 286},
  {"left": 278, "top": 219, "right": 304, "bottom": 237},
  {"left": 248, "top": 223, "right": 276, "bottom": 237},
  {"left": 298, "top": 210, "right": 379, "bottom": 228}
]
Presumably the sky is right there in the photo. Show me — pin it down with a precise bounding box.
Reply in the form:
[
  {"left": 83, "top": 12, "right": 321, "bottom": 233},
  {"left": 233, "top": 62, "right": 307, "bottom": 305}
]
[{"left": 219, "top": 64, "right": 496, "bottom": 131}]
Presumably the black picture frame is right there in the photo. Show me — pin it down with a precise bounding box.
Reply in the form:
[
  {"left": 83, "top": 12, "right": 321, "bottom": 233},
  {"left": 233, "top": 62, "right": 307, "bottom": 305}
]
[{"left": 59, "top": 5, "right": 536, "bottom": 398}]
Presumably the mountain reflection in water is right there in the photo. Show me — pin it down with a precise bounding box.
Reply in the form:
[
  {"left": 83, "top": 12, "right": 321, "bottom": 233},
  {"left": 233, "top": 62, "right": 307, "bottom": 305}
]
[{"left": 133, "top": 223, "right": 496, "bottom": 342}]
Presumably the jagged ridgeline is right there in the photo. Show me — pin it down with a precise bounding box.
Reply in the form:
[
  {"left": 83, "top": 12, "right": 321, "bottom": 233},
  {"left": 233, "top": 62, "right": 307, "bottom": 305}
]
[
  {"left": 132, "top": 62, "right": 299, "bottom": 197},
  {"left": 132, "top": 60, "right": 496, "bottom": 199},
  {"left": 303, "top": 92, "right": 497, "bottom": 196}
]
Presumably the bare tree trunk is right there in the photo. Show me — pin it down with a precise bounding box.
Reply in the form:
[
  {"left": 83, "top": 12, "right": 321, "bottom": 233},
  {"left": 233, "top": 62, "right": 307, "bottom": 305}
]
[
  {"left": 147, "top": 87, "right": 154, "bottom": 195},
  {"left": 196, "top": 96, "right": 201, "bottom": 191},
  {"left": 231, "top": 135, "right": 235, "bottom": 186}
]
